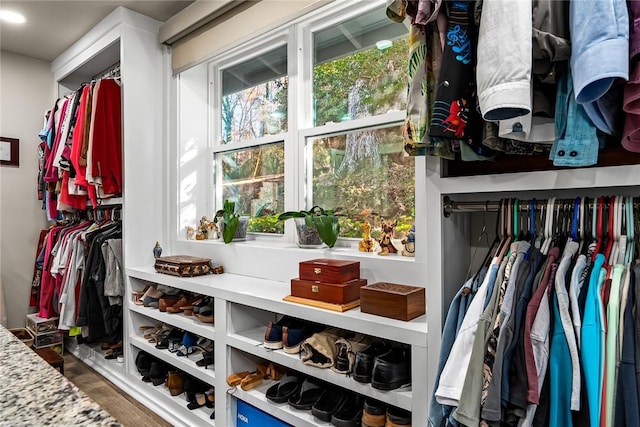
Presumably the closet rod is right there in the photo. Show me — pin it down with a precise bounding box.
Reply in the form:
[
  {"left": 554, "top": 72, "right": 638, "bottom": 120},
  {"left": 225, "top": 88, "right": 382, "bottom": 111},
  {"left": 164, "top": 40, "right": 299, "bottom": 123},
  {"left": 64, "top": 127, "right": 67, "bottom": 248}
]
[{"left": 442, "top": 195, "right": 639, "bottom": 217}]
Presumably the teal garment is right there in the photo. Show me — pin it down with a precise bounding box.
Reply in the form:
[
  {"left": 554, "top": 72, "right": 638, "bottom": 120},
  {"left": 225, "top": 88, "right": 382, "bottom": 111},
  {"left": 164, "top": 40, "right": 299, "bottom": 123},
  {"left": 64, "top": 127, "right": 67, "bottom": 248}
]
[
  {"left": 581, "top": 254, "right": 606, "bottom": 427},
  {"left": 550, "top": 292, "right": 573, "bottom": 427}
]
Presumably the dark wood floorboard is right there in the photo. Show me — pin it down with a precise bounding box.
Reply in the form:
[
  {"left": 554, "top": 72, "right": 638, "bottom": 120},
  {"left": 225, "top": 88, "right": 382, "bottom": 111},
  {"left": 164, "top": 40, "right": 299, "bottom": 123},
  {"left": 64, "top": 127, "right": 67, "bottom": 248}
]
[{"left": 63, "top": 353, "right": 173, "bottom": 427}]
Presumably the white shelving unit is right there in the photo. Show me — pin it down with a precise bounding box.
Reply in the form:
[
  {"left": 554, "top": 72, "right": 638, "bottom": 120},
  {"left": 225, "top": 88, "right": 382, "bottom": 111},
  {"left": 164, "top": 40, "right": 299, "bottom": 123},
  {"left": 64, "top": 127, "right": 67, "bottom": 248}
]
[{"left": 126, "top": 266, "right": 428, "bottom": 426}]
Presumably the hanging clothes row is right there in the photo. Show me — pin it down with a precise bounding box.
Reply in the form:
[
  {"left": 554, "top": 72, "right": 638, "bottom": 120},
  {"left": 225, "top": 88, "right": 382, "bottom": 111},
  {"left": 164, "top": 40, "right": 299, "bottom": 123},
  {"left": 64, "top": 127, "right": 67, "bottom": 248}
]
[
  {"left": 31, "top": 209, "right": 123, "bottom": 346},
  {"left": 387, "top": 0, "right": 639, "bottom": 166},
  {"left": 38, "top": 76, "right": 122, "bottom": 221},
  {"left": 431, "top": 196, "right": 640, "bottom": 427}
]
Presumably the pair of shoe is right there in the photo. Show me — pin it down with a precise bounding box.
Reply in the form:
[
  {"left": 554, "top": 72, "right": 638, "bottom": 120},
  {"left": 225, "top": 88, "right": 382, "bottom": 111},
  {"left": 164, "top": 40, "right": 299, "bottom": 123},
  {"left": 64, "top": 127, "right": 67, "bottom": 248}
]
[
  {"left": 264, "top": 316, "right": 321, "bottom": 353},
  {"left": 353, "top": 342, "right": 411, "bottom": 390},
  {"left": 311, "top": 386, "right": 364, "bottom": 426},
  {"left": 362, "top": 400, "right": 412, "bottom": 427},
  {"left": 192, "top": 297, "right": 214, "bottom": 323},
  {"left": 166, "top": 370, "right": 184, "bottom": 396}
]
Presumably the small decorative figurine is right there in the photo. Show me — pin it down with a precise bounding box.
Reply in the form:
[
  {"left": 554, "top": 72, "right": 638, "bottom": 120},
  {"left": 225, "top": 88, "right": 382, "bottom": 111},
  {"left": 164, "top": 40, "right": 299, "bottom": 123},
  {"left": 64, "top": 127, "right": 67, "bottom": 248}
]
[
  {"left": 401, "top": 225, "right": 415, "bottom": 257},
  {"left": 377, "top": 219, "right": 398, "bottom": 256},
  {"left": 206, "top": 221, "right": 219, "bottom": 240},
  {"left": 186, "top": 225, "right": 195, "bottom": 240},
  {"left": 153, "top": 242, "right": 163, "bottom": 258},
  {"left": 195, "top": 229, "right": 206, "bottom": 240},
  {"left": 358, "top": 220, "right": 375, "bottom": 252}
]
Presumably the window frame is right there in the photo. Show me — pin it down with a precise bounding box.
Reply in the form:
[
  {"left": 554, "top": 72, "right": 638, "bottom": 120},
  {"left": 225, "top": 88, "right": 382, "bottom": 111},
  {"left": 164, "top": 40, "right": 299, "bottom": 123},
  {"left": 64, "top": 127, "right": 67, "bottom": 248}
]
[{"left": 195, "top": 0, "right": 417, "bottom": 248}]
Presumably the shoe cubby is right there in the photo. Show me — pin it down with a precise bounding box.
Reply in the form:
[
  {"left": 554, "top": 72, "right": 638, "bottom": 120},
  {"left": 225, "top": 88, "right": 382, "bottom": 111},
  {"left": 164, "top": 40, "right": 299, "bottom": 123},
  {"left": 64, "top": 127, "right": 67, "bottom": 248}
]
[
  {"left": 225, "top": 304, "right": 413, "bottom": 412},
  {"left": 129, "top": 311, "right": 215, "bottom": 386},
  {"left": 130, "top": 346, "right": 214, "bottom": 426},
  {"left": 227, "top": 348, "right": 412, "bottom": 427}
]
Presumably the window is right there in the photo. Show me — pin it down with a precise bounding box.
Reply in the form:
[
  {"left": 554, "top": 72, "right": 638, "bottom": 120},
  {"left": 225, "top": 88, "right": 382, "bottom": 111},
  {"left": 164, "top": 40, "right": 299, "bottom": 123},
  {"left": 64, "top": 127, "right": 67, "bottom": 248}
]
[
  {"left": 181, "top": 0, "right": 414, "bottom": 243},
  {"left": 221, "top": 45, "right": 288, "bottom": 144},
  {"left": 307, "top": 124, "right": 414, "bottom": 238},
  {"left": 213, "top": 41, "right": 288, "bottom": 234},
  {"left": 313, "top": 7, "right": 408, "bottom": 126},
  {"left": 220, "top": 143, "right": 284, "bottom": 233}
]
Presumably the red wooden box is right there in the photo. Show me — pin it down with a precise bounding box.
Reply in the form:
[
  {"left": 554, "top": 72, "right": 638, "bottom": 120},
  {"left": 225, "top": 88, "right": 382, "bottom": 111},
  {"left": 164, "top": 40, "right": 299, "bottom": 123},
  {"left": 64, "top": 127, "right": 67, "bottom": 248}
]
[
  {"left": 299, "top": 258, "right": 360, "bottom": 283},
  {"left": 360, "top": 282, "right": 425, "bottom": 321},
  {"left": 290, "top": 277, "right": 367, "bottom": 305}
]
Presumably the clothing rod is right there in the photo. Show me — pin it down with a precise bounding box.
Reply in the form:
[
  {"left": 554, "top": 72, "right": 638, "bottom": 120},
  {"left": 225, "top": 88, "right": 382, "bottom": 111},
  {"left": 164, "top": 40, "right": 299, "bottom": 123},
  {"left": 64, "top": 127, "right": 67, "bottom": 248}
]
[{"left": 442, "top": 196, "right": 639, "bottom": 217}]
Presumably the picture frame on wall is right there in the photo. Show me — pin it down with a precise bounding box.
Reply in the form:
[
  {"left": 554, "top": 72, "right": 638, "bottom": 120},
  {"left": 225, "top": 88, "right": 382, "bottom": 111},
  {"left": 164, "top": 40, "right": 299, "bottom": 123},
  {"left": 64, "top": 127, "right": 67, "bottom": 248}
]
[{"left": 0, "top": 137, "right": 19, "bottom": 167}]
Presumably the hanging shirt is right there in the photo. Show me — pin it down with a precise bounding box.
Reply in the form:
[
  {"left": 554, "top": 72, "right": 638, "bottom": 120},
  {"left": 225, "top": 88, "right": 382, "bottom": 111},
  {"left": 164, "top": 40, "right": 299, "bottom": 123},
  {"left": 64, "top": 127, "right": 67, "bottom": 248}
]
[
  {"left": 429, "top": 269, "right": 487, "bottom": 427},
  {"left": 552, "top": 241, "right": 581, "bottom": 411},
  {"left": 481, "top": 241, "right": 531, "bottom": 423},
  {"left": 603, "top": 264, "right": 625, "bottom": 427},
  {"left": 453, "top": 256, "right": 507, "bottom": 426},
  {"left": 614, "top": 264, "right": 640, "bottom": 425},
  {"left": 435, "top": 258, "right": 500, "bottom": 406},
  {"left": 569, "top": 254, "right": 588, "bottom": 348},
  {"left": 582, "top": 254, "right": 607, "bottom": 427},
  {"left": 569, "top": 0, "right": 628, "bottom": 134},
  {"left": 476, "top": 0, "right": 532, "bottom": 120}
]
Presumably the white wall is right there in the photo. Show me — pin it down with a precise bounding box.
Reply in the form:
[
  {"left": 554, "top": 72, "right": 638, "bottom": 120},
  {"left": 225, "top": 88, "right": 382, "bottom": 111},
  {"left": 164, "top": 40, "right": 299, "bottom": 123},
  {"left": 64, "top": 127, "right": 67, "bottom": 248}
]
[{"left": 0, "top": 51, "right": 53, "bottom": 328}]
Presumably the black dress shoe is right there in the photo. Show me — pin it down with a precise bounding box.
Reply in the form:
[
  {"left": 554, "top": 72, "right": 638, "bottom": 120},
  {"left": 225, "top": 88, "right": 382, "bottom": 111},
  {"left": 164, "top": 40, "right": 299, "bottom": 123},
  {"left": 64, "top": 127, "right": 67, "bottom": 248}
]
[
  {"left": 371, "top": 345, "right": 411, "bottom": 390},
  {"left": 331, "top": 392, "right": 364, "bottom": 427},
  {"left": 312, "top": 387, "right": 348, "bottom": 422},
  {"left": 353, "top": 340, "right": 390, "bottom": 383}
]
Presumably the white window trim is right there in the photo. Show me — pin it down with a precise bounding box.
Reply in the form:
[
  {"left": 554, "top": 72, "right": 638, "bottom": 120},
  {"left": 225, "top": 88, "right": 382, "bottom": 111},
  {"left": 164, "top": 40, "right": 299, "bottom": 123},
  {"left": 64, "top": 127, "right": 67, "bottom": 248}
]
[{"left": 174, "top": 0, "right": 422, "bottom": 259}]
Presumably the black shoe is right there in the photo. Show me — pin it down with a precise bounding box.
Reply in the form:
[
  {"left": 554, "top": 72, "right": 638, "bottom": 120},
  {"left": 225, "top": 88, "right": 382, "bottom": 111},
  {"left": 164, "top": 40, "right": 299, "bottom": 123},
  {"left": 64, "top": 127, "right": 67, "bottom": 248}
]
[
  {"left": 312, "top": 387, "right": 348, "bottom": 422},
  {"left": 331, "top": 392, "right": 364, "bottom": 427},
  {"left": 135, "top": 351, "right": 153, "bottom": 377},
  {"left": 386, "top": 406, "right": 411, "bottom": 425},
  {"left": 148, "top": 361, "right": 168, "bottom": 386},
  {"left": 353, "top": 340, "right": 390, "bottom": 383},
  {"left": 196, "top": 351, "right": 214, "bottom": 368},
  {"left": 371, "top": 345, "right": 411, "bottom": 390}
]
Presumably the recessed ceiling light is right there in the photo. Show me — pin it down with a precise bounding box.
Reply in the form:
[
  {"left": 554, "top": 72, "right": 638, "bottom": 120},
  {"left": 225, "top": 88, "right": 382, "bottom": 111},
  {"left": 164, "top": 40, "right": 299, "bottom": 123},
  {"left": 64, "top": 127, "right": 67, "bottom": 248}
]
[
  {"left": 0, "top": 10, "right": 26, "bottom": 24},
  {"left": 376, "top": 40, "right": 393, "bottom": 50}
]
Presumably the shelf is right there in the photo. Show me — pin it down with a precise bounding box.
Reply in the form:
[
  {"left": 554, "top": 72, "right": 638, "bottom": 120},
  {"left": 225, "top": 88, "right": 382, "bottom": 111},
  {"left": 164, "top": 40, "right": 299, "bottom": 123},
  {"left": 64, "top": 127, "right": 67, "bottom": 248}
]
[
  {"left": 129, "top": 302, "right": 215, "bottom": 341},
  {"left": 136, "top": 375, "right": 214, "bottom": 426},
  {"left": 130, "top": 336, "right": 216, "bottom": 386},
  {"left": 232, "top": 381, "right": 333, "bottom": 427},
  {"left": 128, "top": 266, "right": 427, "bottom": 347},
  {"left": 66, "top": 340, "right": 127, "bottom": 385},
  {"left": 227, "top": 327, "right": 413, "bottom": 411}
]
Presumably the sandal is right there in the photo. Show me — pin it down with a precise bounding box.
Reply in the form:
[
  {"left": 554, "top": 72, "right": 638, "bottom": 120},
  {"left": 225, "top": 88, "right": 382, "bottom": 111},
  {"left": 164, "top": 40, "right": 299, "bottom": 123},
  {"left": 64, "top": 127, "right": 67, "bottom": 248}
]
[
  {"left": 288, "top": 378, "right": 325, "bottom": 410},
  {"left": 227, "top": 370, "right": 250, "bottom": 387},
  {"left": 240, "top": 372, "right": 264, "bottom": 391},
  {"left": 265, "top": 372, "right": 303, "bottom": 404}
]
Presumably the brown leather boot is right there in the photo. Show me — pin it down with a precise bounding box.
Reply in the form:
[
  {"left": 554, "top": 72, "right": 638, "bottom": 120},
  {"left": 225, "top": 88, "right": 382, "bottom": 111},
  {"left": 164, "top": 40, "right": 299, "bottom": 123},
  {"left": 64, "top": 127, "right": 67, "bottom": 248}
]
[
  {"left": 166, "top": 370, "right": 184, "bottom": 396},
  {"left": 158, "top": 296, "right": 178, "bottom": 312}
]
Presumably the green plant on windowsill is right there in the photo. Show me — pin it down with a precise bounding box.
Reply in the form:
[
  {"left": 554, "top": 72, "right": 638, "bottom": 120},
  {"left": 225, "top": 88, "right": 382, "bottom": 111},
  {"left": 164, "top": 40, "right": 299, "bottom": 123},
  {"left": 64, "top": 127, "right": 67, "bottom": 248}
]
[
  {"left": 214, "top": 200, "right": 239, "bottom": 243},
  {"left": 278, "top": 206, "right": 341, "bottom": 248}
]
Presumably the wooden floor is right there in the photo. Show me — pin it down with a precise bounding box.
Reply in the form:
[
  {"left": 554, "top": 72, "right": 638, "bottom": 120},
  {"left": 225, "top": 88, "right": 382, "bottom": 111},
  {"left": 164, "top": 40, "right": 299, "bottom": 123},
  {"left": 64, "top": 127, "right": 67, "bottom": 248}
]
[{"left": 63, "top": 353, "right": 173, "bottom": 427}]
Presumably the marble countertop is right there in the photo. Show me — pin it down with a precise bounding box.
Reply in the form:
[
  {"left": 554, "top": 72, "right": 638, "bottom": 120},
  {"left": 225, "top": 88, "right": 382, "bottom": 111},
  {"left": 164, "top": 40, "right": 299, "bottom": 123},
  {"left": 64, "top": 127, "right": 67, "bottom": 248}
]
[{"left": 0, "top": 325, "right": 120, "bottom": 427}]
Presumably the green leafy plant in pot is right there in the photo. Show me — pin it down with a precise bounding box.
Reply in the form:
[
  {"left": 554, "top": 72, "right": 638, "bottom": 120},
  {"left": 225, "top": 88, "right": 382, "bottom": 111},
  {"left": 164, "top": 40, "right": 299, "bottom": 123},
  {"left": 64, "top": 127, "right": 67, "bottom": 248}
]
[
  {"left": 278, "top": 206, "right": 341, "bottom": 248},
  {"left": 214, "top": 200, "right": 240, "bottom": 243}
]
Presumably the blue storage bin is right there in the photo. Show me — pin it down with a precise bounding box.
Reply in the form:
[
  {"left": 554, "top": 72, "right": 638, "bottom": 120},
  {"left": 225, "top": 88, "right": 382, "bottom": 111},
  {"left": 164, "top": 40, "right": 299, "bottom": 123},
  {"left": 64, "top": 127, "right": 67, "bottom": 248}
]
[{"left": 236, "top": 399, "right": 291, "bottom": 427}]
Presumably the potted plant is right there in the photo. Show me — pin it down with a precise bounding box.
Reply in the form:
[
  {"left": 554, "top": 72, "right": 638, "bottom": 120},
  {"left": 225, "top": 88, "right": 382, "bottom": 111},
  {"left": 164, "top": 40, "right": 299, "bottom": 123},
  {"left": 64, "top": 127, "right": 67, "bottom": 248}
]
[
  {"left": 278, "top": 206, "right": 341, "bottom": 248},
  {"left": 214, "top": 200, "right": 248, "bottom": 243}
]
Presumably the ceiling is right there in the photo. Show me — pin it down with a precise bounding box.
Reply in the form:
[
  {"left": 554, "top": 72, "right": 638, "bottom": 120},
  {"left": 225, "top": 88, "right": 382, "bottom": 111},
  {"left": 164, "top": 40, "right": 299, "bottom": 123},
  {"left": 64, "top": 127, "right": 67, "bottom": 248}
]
[{"left": 0, "top": 1, "right": 194, "bottom": 62}]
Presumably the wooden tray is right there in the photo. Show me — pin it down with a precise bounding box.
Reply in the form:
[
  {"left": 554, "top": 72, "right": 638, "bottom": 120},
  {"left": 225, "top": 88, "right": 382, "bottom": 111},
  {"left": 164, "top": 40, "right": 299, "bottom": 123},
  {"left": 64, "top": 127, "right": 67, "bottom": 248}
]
[{"left": 283, "top": 295, "right": 360, "bottom": 312}]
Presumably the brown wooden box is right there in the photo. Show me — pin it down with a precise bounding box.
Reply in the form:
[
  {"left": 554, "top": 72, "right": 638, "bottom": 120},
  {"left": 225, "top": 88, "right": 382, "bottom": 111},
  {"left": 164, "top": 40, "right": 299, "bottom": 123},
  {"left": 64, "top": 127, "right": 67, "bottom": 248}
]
[
  {"left": 299, "top": 258, "right": 360, "bottom": 283},
  {"left": 154, "top": 255, "right": 213, "bottom": 277},
  {"left": 360, "top": 282, "right": 425, "bottom": 321},
  {"left": 290, "top": 277, "right": 367, "bottom": 304}
]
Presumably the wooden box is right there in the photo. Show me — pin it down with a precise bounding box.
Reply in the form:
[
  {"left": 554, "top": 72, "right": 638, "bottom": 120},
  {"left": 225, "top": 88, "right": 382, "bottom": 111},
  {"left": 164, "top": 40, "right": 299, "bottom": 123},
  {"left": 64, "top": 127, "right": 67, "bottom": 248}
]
[
  {"left": 290, "top": 277, "right": 367, "bottom": 304},
  {"left": 360, "top": 282, "right": 425, "bottom": 321},
  {"left": 299, "top": 258, "right": 360, "bottom": 283},
  {"left": 154, "top": 255, "right": 213, "bottom": 277}
]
